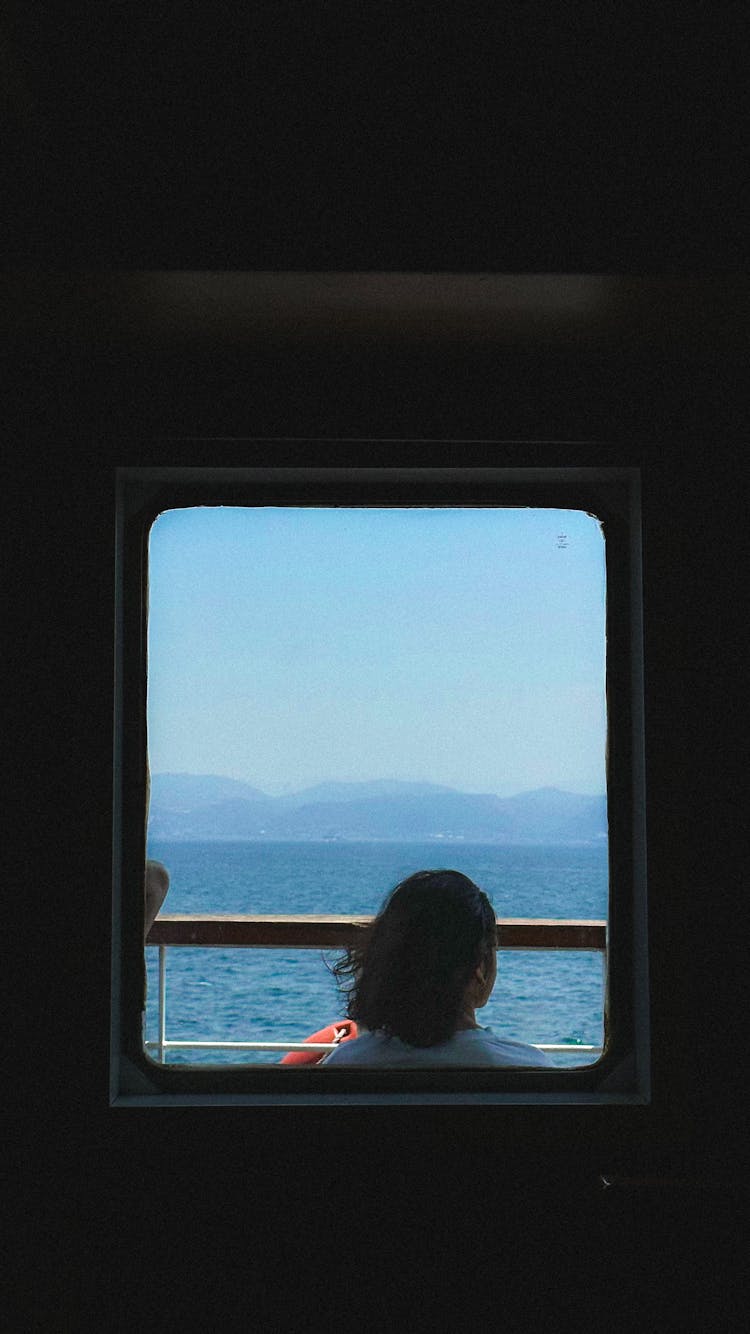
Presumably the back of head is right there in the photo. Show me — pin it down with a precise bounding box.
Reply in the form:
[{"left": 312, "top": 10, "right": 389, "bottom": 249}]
[{"left": 333, "top": 869, "right": 497, "bottom": 1047}]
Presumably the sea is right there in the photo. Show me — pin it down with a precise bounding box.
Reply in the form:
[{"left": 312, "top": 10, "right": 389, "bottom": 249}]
[{"left": 144, "top": 839, "right": 608, "bottom": 1068}]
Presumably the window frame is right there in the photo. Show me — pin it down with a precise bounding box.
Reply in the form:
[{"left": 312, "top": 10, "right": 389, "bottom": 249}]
[{"left": 111, "top": 461, "right": 648, "bottom": 1106}]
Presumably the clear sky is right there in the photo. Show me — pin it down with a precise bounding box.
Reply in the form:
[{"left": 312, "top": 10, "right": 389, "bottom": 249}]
[{"left": 147, "top": 505, "right": 607, "bottom": 797}]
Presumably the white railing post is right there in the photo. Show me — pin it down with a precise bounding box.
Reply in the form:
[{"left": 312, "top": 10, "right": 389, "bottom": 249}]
[{"left": 158, "top": 944, "right": 166, "bottom": 1063}]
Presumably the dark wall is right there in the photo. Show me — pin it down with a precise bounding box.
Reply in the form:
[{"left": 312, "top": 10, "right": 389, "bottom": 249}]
[
  {"left": 6, "top": 10, "right": 747, "bottom": 1316},
  {"left": 8, "top": 274, "right": 746, "bottom": 1322}
]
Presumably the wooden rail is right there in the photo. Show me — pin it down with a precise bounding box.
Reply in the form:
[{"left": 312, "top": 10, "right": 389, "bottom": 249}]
[{"left": 147, "top": 915, "right": 606, "bottom": 951}]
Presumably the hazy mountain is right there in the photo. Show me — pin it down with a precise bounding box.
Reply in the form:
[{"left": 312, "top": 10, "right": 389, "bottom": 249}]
[
  {"left": 149, "top": 772, "right": 270, "bottom": 808},
  {"left": 274, "top": 778, "right": 461, "bottom": 807},
  {"left": 148, "top": 774, "right": 607, "bottom": 843}
]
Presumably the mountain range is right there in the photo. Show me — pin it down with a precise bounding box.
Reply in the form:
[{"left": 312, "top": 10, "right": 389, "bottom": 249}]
[{"left": 148, "top": 773, "right": 608, "bottom": 844}]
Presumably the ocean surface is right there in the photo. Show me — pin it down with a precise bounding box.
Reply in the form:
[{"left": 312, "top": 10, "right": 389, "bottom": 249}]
[{"left": 144, "top": 840, "right": 608, "bottom": 1067}]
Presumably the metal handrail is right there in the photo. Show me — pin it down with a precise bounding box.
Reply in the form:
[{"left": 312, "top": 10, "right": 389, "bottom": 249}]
[
  {"left": 147, "top": 914, "right": 607, "bottom": 951},
  {"left": 145, "top": 914, "right": 607, "bottom": 1063}
]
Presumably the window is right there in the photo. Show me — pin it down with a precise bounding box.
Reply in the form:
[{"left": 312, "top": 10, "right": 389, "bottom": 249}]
[{"left": 112, "top": 462, "right": 648, "bottom": 1106}]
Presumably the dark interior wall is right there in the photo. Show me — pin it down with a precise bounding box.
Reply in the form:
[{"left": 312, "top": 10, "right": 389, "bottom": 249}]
[
  {"left": 8, "top": 274, "right": 747, "bottom": 1321},
  {"left": 7, "top": 6, "right": 748, "bottom": 1312},
  {"left": 6, "top": 11, "right": 747, "bottom": 1317}
]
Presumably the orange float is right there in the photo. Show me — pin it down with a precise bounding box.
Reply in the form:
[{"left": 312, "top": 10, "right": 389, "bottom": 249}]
[{"left": 280, "top": 1019, "right": 358, "bottom": 1065}]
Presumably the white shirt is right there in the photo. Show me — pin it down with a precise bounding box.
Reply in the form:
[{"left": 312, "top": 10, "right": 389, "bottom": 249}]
[{"left": 322, "top": 1026, "right": 553, "bottom": 1067}]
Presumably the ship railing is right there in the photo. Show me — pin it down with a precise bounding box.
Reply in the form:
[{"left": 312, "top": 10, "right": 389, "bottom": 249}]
[{"left": 145, "top": 914, "right": 607, "bottom": 1063}]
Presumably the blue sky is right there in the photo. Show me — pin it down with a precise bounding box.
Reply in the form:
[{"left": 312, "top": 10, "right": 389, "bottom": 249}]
[{"left": 147, "top": 505, "right": 606, "bottom": 797}]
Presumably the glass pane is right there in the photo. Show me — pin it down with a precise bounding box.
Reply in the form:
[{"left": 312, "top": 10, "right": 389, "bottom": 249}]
[{"left": 145, "top": 507, "right": 607, "bottom": 1065}]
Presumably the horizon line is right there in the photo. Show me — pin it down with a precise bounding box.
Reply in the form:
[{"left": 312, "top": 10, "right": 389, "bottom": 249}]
[{"left": 151, "top": 771, "right": 607, "bottom": 800}]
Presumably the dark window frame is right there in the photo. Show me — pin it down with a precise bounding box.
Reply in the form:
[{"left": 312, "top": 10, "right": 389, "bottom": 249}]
[{"left": 111, "top": 461, "right": 648, "bottom": 1106}]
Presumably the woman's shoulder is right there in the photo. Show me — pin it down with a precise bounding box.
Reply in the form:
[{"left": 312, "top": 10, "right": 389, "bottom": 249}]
[
  {"left": 322, "top": 1026, "right": 553, "bottom": 1067},
  {"left": 465, "top": 1027, "right": 553, "bottom": 1066},
  {"left": 321, "top": 1029, "right": 401, "bottom": 1064}
]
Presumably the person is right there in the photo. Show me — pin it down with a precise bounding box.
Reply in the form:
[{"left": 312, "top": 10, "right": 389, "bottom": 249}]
[
  {"left": 144, "top": 760, "right": 170, "bottom": 937},
  {"left": 323, "top": 869, "right": 552, "bottom": 1066},
  {"left": 144, "top": 859, "right": 170, "bottom": 937}
]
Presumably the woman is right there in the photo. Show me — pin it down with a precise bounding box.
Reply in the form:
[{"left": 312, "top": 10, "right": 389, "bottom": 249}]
[
  {"left": 324, "top": 869, "right": 551, "bottom": 1066},
  {"left": 144, "top": 859, "right": 170, "bottom": 937}
]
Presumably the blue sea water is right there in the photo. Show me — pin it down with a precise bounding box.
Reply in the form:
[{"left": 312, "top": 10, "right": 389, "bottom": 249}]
[{"left": 144, "top": 840, "right": 608, "bottom": 1067}]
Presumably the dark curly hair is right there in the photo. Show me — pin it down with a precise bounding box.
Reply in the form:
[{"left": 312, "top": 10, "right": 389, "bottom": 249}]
[{"left": 330, "top": 869, "right": 498, "bottom": 1047}]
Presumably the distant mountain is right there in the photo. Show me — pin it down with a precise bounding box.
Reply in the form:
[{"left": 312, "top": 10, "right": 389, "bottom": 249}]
[
  {"left": 275, "top": 779, "right": 461, "bottom": 807},
  {"left": 148, "top": 774, "right": 607, "bottom": 843}
]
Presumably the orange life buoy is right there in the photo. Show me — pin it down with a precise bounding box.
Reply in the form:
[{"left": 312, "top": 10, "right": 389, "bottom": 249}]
[{"left": 280, "top": 1020, "right": 358, "bottom": 1065}]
